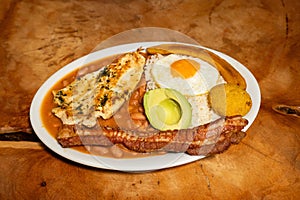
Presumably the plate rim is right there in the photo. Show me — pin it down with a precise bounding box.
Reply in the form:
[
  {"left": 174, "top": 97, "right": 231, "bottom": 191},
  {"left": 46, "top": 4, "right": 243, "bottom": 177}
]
[{"left": 30, "top": 41, "right": 261, "bottom": 172}]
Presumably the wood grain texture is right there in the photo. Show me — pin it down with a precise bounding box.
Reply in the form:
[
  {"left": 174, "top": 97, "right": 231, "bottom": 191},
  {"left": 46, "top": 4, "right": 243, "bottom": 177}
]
[
  {"left": 0, "top": 139, "right": 298, "bottom": 199},
  {"left": 0, "top": 0, "right": 299, "bottom": 199}
]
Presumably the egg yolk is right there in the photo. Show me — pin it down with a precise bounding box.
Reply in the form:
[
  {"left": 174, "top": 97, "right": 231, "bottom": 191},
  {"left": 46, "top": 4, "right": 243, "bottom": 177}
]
[{"left": 171, "top": 59, "right": 200, "bottom": 79}]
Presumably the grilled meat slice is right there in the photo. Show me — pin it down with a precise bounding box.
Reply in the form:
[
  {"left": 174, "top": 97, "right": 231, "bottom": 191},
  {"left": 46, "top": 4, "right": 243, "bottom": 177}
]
[{"left": 52, "top": 49, "right": 146, "bottom": 127}]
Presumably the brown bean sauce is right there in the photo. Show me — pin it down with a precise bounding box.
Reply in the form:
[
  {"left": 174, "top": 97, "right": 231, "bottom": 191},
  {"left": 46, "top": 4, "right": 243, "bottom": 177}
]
[{"left": 40, "top": 54, "right": 164, "bottom": 159}]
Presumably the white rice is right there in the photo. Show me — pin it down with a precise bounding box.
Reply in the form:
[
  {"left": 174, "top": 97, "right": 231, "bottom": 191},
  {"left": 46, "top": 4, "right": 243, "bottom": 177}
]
[{"left": 144, "top": 54, "right": 222, "bottom": 128}]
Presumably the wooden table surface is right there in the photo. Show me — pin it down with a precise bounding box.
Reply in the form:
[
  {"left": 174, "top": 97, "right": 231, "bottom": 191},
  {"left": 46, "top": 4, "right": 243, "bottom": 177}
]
[{"left": 1, "top": 0, "right": 299, "bottom": 199}]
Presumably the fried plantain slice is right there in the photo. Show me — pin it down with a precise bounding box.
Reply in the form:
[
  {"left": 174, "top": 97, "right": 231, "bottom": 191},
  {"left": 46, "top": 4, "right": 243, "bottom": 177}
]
[{"left": 146, "top": 44, "right": 247, "bottom": 90}]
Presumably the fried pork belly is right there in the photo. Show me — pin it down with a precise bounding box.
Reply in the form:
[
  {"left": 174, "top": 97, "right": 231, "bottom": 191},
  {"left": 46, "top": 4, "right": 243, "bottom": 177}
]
[{"left": 57, "top": 116, "right": 248, "bottom": 156}]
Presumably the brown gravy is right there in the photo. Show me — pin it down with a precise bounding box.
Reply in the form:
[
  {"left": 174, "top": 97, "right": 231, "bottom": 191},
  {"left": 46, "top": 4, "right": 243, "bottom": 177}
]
[{"left": 40, "top": 54, "right": 163, "bottom": 159}]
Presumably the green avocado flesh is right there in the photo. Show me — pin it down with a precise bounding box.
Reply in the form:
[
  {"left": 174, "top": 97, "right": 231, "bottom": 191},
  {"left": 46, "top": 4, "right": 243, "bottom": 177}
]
[{"left": 143, "top": 88, "right": 192, "bottom": 131}]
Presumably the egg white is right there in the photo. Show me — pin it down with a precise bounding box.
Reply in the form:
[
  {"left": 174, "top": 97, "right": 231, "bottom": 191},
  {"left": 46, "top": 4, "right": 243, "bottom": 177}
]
[{"left": 149, "top": 54, "right": 223, "bottom": 95}]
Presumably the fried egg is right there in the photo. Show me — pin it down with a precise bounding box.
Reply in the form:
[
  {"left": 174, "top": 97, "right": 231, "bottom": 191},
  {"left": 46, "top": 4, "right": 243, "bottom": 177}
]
[
  {"left": 145, "top": 54, "right": 225, "bottom": 127},
  {"left": 52, "top": 49, "right": 146, "bottom": 127}
]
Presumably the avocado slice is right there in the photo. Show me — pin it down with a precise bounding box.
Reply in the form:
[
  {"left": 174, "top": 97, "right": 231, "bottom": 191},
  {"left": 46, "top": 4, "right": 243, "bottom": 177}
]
[{"left": 143, "top": 88, "right": 192, "bottom": 131}]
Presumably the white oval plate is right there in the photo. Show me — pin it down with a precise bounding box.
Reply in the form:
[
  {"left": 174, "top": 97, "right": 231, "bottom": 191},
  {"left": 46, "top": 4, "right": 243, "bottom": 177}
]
[{"left": 30, "top": 42, "right": 260, "bottom": 172}]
